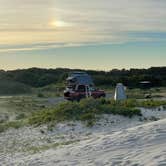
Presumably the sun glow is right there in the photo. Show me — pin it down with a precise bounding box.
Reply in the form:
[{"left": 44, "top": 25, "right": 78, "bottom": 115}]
[{"left": 51, "top": 20, "right": 70, "bottom": 27}]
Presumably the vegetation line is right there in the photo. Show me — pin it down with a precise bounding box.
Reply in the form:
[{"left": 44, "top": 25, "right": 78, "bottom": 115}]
[{"left": 0, "top": 98, "right": 166, "bottom": 133}]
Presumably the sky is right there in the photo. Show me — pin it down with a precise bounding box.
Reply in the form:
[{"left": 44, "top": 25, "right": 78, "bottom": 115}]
[{"left": 0, "top": 0, "right": 166, "bottom": 70}]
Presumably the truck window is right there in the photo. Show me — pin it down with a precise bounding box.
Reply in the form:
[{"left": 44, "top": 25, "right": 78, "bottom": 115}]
[{"left": 77, "top": 85, "right": 86, "bottom": 92}]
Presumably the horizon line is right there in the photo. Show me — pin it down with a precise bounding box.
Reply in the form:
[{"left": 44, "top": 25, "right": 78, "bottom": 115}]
[{"left": 1, "top": 66, "right": 166, "bottom": 72}]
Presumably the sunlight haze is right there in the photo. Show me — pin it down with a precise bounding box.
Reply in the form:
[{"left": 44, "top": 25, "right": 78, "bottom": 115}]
[{"left": 0, "top": 0, "right": 166, "bottom": 70}]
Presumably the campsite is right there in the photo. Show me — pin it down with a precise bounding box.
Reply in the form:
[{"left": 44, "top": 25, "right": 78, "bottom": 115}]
[
  {"left": 1, "top": 0, "right": 166, "bottom": 165},
  {"left": 0, "top": 67, "right": 166, "bottom": 165}
]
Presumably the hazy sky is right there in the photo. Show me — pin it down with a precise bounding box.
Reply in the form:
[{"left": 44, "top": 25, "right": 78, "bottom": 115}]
[{"left": 0, "top": 0, "right": 166, "bottom": 70}]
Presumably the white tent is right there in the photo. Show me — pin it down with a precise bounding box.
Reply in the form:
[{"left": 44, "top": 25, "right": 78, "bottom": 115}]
[{"left": 114, "top": 83, "right": 127, "bottom": 101}]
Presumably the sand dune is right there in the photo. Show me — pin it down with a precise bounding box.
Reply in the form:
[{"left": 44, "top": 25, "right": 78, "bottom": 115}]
[{"left": 1, "top": 108, "right": 166, "bottom": 166}]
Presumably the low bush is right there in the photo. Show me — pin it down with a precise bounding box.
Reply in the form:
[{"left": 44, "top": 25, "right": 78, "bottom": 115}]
[
  {"left": 2, "top": 98, "right": 165, "bottom": 132},
  {"left": 0, "top": 120, "right": 25, "bottom": 132},
  {"left": 0, "top": 79, "right": 31, "bottom": 95},
  {"left": 138, "top": 100, "right": 166, "bottom": 108},
  {"left": 15, "top": 113, "right": 26, "bottom": 120},
  {"left": 37, "top": 93, "right": 45, "bottom": 98},
  {"left": 28, "top": 98, "right": 142, "bottom": 126}
]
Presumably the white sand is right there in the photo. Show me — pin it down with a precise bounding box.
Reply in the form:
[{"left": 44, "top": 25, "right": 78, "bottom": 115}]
[{"left": 0, "top": 107, "right": 166, "bottom": 166}]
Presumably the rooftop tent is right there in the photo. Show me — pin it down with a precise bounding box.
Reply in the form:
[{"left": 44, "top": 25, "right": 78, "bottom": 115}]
[{"left": 67, "top": 72, "right": 94, "bottom": 86}]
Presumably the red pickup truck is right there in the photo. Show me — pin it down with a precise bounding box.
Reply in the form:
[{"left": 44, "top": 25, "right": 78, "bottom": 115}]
[
  {"left": 64, "top": 84, "right": 105, "bottom": 101},
  {"left": 64, "top": 72, "right": 106, "bottom": 101}
]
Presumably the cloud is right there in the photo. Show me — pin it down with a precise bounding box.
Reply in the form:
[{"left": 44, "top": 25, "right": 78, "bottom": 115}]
[
  {"left": 0, "top": 42, "right": 100, "bottom": 53},
  {"left": 0, "top": 0, "right": 166, "bottom": 46}
]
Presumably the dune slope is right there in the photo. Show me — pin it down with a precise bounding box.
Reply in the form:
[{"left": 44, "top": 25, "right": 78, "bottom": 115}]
[{"left": 1, "top": 118, "right": 165, "bottom": 166}]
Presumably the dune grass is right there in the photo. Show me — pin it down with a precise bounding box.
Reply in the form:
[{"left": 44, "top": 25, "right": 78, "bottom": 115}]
[
  {"left": 0, "top": 120, "right": 27, "bottom": 133},
  {"left": 138, "top": 100, "right": 166, "bottom": 108},
  {"left": 28, "top": 98, "right": 141, "bottom": 127},
  {"left": 25, "top": 140, "right": 80, "bottom": 154},
  {"left": 119, "top": 99, "right": 166, "bottom": 108},
  {"left": 1, "top": 98, "right": 166, "bottom": 133}
]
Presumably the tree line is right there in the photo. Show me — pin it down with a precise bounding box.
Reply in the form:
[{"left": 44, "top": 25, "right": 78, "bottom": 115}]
[{"left": 0, "top": 67, "right": 166, "bottom": 88}]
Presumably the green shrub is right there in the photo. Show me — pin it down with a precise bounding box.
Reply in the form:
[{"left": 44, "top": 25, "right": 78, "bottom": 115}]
[
  {"left": 0, "top": 79, "right": 31, "bottom": 95},
  {"left": 27, "top": 98, "right": 142, "bottom": 126},
  {"left": 138, "top": 100, "right": 166, "bottom": 108},
  {"left": 37, "top": 93, "right": 45, "bottom": 98},
  {"left": 15, "top": 113, "right": 26, "bottom": 120},
  {"left": 80, "top": 112, "right": 96, "bottom": 121},
  {"left": 2, "top": 98, "right": 166, "bottom": 132},
  {"left": 0, "top": 120, "right": 25, "bottom": 133}
]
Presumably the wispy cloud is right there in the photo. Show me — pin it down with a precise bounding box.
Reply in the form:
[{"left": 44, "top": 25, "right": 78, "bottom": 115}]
[
  {"left": 0, "top": 42, "right": 73, "bottom": 53},
  {"left": 0, "top": 42, "right": 106, "bottom": 53},
  {"left": 0, "top": 0, "right": 166, "bottom": 50}
]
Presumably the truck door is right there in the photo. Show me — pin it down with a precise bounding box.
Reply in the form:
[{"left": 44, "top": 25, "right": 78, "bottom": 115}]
[{"left": 77, "top": 85, "right": 86, "bottom": 98}]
